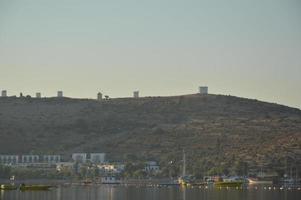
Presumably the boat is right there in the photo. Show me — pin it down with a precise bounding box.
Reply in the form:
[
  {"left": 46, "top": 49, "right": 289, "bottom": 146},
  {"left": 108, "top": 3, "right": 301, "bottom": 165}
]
[
  {"left": 101, "top": 176, "right": 121, "bottom": 184},
  {"left": 178, "top": 175, "right": 195, "bottom": 187},
  {"left": 82, "top": 179, "right": 93, "bottom": 186},
  {"left": 214, "top": 181, "right": 243, "bottom": 187},
  {"left": 177, "top": 150, "right": 196, "bottom": 187},
  {"left": 0, "top": 184, "right": 18, "bottom": 190},
  {"left": 214, "top": 176, "right": 245, "bottom": 187},
  {"left": 19, "top": 184, "right": 53, "bottom": 191},
  {"left": 247, "top": 177, "right": 273, "bottom": 184}
]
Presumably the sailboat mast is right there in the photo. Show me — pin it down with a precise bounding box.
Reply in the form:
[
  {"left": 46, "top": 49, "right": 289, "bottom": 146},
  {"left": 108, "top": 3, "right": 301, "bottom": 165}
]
[{"left": 183, "top": 149, "right": 186, "bottom": 177}]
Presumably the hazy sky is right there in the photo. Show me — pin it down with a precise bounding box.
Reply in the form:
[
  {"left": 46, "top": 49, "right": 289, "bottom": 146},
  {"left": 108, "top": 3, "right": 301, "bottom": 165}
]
[{"left": 0, "top": 0, "right": 300, "bottom": 108}]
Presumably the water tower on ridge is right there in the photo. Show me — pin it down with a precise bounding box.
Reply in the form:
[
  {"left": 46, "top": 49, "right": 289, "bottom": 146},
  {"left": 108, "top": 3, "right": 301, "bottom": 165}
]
[
  {"left": 199, "top": 86, "right": 208, "bottom": 95},
  {"left": 36, "top": 92, "right": 41, "bottom": 98},
  {"left": 57, "top": 91, "right": 63, "bottom": 98},
  {"left": 1, "top": 90, "right": 7, "bottom": 97},
  {"left": 97, "top": 92, "right": 103, "bottom": 101},
  {"left": 133, "top": 91, "right": 139, "bottom": 98}
]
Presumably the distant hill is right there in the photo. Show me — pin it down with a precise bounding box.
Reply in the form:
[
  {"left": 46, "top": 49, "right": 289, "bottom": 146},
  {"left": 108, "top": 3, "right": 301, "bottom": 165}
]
[{"left": 0, "top": 94, "right": 300, "bottom": 176}]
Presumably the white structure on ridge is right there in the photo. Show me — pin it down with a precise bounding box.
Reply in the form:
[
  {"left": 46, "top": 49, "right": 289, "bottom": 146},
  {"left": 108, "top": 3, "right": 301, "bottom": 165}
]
[
  {"left": 97, "top": 92, "right": 103, "bottom": 101},
  {"left": 133, "top": 91, "right": 139, "bottom": 98},
  {"left": 1, "top": 90, "right": 7, "bottom": 97},
  {"left": 36, "top": 92, "right": 41, "bottom": 98},
  {"left": 199, "top": 86, "right": 208, "bottom": 95},
  {"left": 57, "top": 91, "right": 63, "bottom": 97}
]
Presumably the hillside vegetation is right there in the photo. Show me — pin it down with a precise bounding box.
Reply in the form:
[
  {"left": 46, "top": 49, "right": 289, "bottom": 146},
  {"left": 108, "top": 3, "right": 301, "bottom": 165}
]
[{"left": 0, "top": 94, "right": 300, "bottom": 176}]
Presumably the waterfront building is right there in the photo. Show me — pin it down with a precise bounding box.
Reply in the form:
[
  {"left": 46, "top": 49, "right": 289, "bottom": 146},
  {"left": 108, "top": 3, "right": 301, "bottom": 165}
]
[
  {"left": 0, "top": 155, "right": 19, "bottom": 164},
  {"left": 43, "top": 155, "right": 61, "bottom": 163},
  {"left": 90, "top": 153, "right": 105, "bottom": 164},
  {"left": 21, "top": 155, "right": 40, "bottom": 163},
  {"left": 144, "top": 161, "right": 160, "bottom": 173},
  {"left": 97, "top": 164, "right": 125, "bottom": 174},
  {"left": 199, "top": 86, "right": 208, "bottom": 94},
  {"left": 72, "top": 153, "right": 87, "bottom": 163}
]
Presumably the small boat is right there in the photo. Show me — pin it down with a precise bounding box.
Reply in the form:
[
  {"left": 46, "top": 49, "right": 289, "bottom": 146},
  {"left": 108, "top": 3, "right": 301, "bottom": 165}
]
[
  {"left": 0, "top": 184, "right": 18, "bottom": 190},
  {"left": 248, "top": 177, "right": 273, "bottom": 184},
  {"left": 178, "top": 176, "right": 195, "bottom": 187},
  {"left": 19, "top": 184, "right": 52, "bottom": 191},
  {"left": 214, "top": 181, "right": 243, "bottom": 187},
  {"left": 82, "top": 179, "right": 93, "bottom": 186},
  {"left": 101, "top": 176, "right": 121, "bottom": 184}
]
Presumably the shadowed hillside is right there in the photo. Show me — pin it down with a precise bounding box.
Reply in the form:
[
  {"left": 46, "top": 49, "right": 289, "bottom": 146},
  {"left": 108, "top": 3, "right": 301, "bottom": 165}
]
[{"left": 0, "top": 94, "right": 300, "bottom": 176}]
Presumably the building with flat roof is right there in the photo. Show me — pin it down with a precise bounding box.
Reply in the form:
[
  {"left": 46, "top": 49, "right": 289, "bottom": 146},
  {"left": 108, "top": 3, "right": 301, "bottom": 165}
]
[
  {"left": 21, "top": 155, "right": 40, "bottom": 163},
  {"left": 43, "top": 155, "right": 61, "bottom": 163},
  {"left": 199, "top": 86, "right": 208, "bottom": 95},
  {"left": 36, "top": 92, "right": 41, "bottom": 98},
  {"left": 72, "top": 153, "right": 87, "bottom": 163},
  {"left": 1, "top": 90, "right": 7, "bottom": 97},
  {"left": 133, "top": 91, "right": 139, "bottom": 98},
  {"left": 90, "top": 153, "right": 105, "bottom": 164},
  {"left": 97, "top": 92, "right": 103, "bottom": 101},
  {"left": 57, "top": 91, "right": 63, "bottom": 97},
  {"left": 0, "top": 155, "right": 19, "bottom": 164},
  {"left": 144, "top": 161, "right": 160, "bottom": 173}
]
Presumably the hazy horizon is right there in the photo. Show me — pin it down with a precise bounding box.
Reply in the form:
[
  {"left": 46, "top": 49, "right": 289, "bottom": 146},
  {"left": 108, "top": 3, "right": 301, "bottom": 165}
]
[{"left": 1, "top": 0, "right": 300, "bottom": 108}]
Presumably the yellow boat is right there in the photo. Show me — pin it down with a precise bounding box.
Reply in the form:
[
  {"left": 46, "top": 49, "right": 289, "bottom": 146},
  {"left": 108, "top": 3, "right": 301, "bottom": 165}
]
[
  {"left": 0, "top": 184, "right": 18, "bottom": 190},
  {"left": 214, "top": 181, "right": 243, "bottom": 187},
  {"left": 19, "top": 184, "right": 52, "bottom": 191}
]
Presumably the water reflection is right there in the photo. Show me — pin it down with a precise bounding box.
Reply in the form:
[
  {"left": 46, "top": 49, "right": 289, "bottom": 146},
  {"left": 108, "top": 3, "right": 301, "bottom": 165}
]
[{"left": 0, "top": 185, "right": 300, "bottom": 200}]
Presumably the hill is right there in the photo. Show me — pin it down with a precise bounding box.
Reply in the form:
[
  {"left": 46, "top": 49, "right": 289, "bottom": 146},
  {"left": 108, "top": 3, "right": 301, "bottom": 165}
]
[{"left": 0, "top": 94, "right": 300, "bottom": 176}]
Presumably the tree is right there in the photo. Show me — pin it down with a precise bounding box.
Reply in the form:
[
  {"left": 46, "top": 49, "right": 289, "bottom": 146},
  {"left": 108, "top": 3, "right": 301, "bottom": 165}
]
[{"left": 0, "top": 165, "right": 11, "bottom": 178}]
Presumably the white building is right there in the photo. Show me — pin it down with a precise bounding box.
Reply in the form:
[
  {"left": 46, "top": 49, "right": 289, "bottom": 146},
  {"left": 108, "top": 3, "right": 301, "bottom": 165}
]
[
  {"left": 1, "top": 90, "right": 7, "bottom": 97},
  {"left": 97, "top": 164, "right": 125, "bottom": 174},
  {"left": 43, "top": 155, "right": 61, "bottom": 163},
  {"left": 90, "top": 153, "right": 105, "bottom": 164},
  {"left": 199, "top": 86, "right": 208, "bottom": 95},
  {"left": 97, "top": 92, "right": 103, "bottom": 101},
  {"left": 0, "top": 155, "right": 19, "bottom": 164},
  {"left": 144, "top": 161, "right": 160, "bottom": 173},
  {"left": 21, "top": 155, "right": 40, "bottom": 163},
  {"left": 36, "top": 92, "right": 41, "bottom": 98},
  {"left": 57, "top": 91, "right": 63, "bottom": 97},
  {"left": 72, "top": 153, "right": 87, "bottom": 163},
  {"left": 133, "top": 91, "right": 139, "bottom": 98}
]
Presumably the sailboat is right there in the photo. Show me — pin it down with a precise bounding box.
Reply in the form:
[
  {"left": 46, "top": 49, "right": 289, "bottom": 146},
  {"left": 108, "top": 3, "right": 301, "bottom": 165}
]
[{"left": 178, "top": 150, "right": 194, "bottom": 186}]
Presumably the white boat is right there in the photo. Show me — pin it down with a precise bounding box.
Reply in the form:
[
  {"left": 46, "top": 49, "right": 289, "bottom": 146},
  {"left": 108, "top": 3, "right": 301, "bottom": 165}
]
[
  {"left": 247, "top": 177, "right": 273, "bottom": 184},
  {"left": 101, "top": 176, "right": 121, "bottom": 184}
]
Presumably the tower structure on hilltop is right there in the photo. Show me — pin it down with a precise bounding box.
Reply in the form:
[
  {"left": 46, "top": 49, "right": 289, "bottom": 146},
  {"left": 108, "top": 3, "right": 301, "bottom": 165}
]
[{"left": 199, "top": 86, "right": 208, "bottom": 95}]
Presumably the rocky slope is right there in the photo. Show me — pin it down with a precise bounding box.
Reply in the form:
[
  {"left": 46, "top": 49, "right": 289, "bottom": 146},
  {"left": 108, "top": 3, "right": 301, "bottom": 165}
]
[{"left": 0, "top": 94, "right": 300, "bottom": 175}]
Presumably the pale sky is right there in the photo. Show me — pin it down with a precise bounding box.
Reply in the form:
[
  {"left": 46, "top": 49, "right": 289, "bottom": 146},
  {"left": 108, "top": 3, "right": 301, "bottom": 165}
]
[{"left": 0, "top": 0, "right": 300, "bottom": 108}]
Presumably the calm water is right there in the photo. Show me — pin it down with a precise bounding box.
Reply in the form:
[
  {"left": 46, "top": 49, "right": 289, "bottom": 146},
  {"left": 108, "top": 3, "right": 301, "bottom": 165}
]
[{"left": 1, "top": 185, "right": 300, "bottom": 200}]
